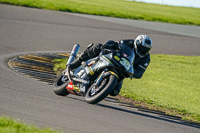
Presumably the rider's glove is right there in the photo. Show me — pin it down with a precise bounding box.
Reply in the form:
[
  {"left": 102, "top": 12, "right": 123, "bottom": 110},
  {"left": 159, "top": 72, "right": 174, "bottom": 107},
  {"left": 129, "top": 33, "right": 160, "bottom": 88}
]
[{"left": 103, "top": 40, "right": 119, "bottom": 50}]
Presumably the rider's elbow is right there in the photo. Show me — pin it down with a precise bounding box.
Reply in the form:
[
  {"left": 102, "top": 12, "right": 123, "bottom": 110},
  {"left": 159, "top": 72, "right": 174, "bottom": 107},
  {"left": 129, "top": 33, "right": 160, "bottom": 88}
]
[{"left": 133, "top": 71, "right": 143, "bottom": 79}]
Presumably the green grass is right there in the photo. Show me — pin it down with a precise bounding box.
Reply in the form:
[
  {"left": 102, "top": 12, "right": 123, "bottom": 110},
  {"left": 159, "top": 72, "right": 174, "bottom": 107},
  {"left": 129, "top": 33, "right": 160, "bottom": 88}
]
[
  {"left": 0, "top": 0, "right": 200, "bottom": 25},
  {"left": 121, "top": 55, "right": 200, "bottom": 122},
  {"left": 52, "top": 58, "right": 68, "bottom": 74},
  {"left": 52, "top": 54, "right": 200, "bottom": 122},
  {"left": 0, "top": 117, "right": 61, "bottom": 133}
]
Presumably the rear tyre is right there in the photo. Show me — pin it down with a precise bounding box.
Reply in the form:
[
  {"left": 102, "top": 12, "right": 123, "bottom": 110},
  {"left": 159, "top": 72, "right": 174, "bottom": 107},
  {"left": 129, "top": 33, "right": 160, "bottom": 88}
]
[
  {"left": 53, "top": 71, "right": 69, "bottom": 96},
  {"left": 85, "top": 74, "right": 118, "bottom": 104}
]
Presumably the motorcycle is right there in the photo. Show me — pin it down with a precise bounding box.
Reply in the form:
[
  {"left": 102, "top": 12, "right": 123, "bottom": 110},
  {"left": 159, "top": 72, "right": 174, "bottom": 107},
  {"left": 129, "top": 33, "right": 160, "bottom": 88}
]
[{"left": 53, "top": 43, "right": 135, "bottom": 104}]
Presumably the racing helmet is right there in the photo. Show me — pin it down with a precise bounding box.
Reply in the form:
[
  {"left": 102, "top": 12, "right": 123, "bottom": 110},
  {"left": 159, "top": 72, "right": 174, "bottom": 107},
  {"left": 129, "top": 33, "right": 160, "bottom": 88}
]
[{"left": 134, "top": 35, "right": 152, "bottom": 58}]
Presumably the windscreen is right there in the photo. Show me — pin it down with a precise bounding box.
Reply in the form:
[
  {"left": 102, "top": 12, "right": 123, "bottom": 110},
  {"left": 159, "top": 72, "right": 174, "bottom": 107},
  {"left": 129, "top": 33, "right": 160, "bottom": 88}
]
[{"left": 120, "top": 44, "right": 135, "bottom": 64}]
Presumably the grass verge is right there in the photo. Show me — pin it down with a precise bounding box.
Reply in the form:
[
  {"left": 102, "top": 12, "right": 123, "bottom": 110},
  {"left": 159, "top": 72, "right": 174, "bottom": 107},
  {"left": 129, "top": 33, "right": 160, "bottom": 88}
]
[
  {"left": 0, "top": 117, "right": 61, "bottom": 133},
  {"left": 52, "top": 54, "right": 200, "bottom": 123},
  {"left": 0, "top": 0, "right": 200, "bottom": 25}
]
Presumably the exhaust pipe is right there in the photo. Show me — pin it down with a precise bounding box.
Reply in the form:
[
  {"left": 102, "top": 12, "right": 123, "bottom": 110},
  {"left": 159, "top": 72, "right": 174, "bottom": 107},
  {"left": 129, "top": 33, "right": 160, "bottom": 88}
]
[{"left": 66, "top": 44, "right": 80, "bottom": 65}]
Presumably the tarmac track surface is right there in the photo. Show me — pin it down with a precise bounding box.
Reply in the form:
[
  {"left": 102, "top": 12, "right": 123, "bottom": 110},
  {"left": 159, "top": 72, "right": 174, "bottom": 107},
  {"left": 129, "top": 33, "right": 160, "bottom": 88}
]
[{"left": 0, "top": 4, "right": 200, "bottom": 133}]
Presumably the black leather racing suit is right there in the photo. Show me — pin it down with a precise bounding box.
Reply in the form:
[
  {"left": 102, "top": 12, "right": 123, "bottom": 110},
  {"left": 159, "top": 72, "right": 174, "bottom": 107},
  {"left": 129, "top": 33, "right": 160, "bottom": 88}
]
[{"left": 79, "top": 39, "right": 150, "bottom": 96}]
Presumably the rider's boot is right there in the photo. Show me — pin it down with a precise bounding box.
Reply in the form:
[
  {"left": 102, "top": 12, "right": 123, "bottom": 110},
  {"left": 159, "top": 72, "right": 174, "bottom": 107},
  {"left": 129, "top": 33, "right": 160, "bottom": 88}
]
[
  {"left": 68, "top": 51, "right": 89, "bottom": 70},
  {"left": 68, "top": 58, "right": 82, "bottom": 70},
  {"left": 68, "top": 43, "right": 102, "bottom": 70},
  {"left": 110, "top": 81, "right": 123, "bottom": 96}
]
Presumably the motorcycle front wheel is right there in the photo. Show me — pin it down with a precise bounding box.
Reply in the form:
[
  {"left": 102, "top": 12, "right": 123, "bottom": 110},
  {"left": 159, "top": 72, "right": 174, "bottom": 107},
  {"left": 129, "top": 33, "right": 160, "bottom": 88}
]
[
  {"left": 85, "top": 74, "right": 118, "bottom": 104},
  {"left": 53, "top": 71, "right": 69, "bottom": 96}
]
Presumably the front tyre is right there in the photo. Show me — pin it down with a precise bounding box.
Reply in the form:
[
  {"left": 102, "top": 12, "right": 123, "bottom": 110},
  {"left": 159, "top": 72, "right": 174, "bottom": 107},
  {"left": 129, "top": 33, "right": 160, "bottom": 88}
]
[
  {"left": 53, "top": 71, "right": 69, "bottom": 96},
  {"left": 85, "top": 74, "right": 118, "bottom": 104}
]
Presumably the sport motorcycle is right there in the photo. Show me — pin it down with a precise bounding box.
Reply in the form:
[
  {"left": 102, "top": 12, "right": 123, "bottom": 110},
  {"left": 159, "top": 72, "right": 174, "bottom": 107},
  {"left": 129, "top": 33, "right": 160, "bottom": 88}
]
[{"left": 53, "top": 43, "right": 135, "bottom": 104}]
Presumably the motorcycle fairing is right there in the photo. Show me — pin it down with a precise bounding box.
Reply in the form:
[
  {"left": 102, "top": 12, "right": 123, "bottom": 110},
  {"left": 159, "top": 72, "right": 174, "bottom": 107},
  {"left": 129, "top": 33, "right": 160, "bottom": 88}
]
[
  {"left": 66, "top": 81, "right": 73, "bottom": 90},
  {"left": 103, "top": 47, "right": 134, "bottom": 77},
  {"left": 66, "top": 81, "right": 77, "bottom": 95},
  {"left": 85, "top": 55, "right": 115, "bottom": 79},
  {"left": 66, "top": 81, "right": 84, "bottom": 95}
]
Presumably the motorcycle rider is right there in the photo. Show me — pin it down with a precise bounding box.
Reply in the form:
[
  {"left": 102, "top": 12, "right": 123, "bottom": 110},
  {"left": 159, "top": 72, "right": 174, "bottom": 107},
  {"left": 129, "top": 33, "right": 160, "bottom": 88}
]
[{"left": 68, "top": 35, "right": 153, "bottom": 96}]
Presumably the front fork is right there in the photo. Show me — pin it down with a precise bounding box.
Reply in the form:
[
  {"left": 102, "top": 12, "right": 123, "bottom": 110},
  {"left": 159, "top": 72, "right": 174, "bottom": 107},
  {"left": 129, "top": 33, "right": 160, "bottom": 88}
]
[{"left": 95, "top": 69, "right": 119, "bottom": 87}]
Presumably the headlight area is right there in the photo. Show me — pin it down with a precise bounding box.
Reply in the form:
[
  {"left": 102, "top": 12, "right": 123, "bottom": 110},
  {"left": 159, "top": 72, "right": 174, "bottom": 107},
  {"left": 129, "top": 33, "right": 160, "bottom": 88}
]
[{"left": 119, "top": 58, "right": 131, "bottom": 70}]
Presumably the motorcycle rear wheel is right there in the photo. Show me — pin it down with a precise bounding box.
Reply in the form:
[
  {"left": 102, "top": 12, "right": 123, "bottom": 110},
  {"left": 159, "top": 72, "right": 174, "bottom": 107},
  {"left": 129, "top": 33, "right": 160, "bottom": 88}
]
[
  {"left": 85, "top": 74, "right": 118, "bottom": 104},
  {"left": 53, "top": 71, "right": 69, "bottom": 96}
]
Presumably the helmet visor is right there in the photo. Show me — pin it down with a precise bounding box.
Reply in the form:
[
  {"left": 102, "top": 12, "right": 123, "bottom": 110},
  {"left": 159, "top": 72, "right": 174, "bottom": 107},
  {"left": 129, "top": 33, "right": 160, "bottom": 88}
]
[{"left": 137, "top": 45, "right": 151, "bottom": 57}]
